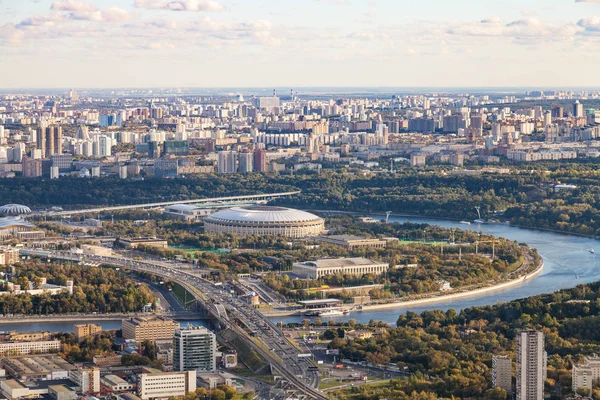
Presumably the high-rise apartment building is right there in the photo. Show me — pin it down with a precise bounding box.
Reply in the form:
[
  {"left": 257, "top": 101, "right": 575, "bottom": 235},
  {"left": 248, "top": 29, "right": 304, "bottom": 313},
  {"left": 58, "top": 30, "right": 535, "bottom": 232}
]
[
  {"left": 516, "top": 330, "right": 546, "bottom": 400},
  {"left": 217, "top": 151, "right": 237, "bottom": 174},
  {"left": 173, "top": 326, "right": 216, "bottom": 372},
  {"left": 238, "top": 150, "right": 253, "bottom": 173},
  {"left": 36, "top": 125, "right": 62, "bottom": 158},
  {"left": 574, "top": 101, "right": 584, "bottom": 118},
  {"left": 253, "top": 149, "right": 267, "bottom": 172},
  {"left": 492, "top": 355, "right": 512, "bottom": 395},
  {"left": 22, "top": 156, "right": 42, "bottom": 178}
]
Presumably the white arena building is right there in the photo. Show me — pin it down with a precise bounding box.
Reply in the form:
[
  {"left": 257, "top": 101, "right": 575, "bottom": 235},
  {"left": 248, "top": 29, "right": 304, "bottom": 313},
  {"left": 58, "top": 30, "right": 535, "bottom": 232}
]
[{"left": 204, "top": 206, "right": 324, "bottom": 238}]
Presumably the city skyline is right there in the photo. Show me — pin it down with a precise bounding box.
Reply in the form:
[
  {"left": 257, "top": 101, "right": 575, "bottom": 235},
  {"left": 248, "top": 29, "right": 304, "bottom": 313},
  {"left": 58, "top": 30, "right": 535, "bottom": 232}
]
[{"left": 2, "top": 0, "right": 600, "bottom": 88}]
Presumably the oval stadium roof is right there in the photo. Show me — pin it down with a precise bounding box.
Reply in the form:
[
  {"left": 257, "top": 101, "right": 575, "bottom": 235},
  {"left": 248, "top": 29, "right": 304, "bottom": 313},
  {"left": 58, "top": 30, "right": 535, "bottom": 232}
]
[
  {"left": 0, "top": 204, "right": 32, "bottom": 216},
  {"left": 206, "top": 206, "right": 322, "bottom": 224}
]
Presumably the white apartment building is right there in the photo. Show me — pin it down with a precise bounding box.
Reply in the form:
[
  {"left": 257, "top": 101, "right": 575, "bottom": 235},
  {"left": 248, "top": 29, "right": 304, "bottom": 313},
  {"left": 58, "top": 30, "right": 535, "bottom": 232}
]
[
  {"left": 68, "top": 367, "right": 100, "bottom": 394},
  {"left": 137, "top": 370, "right": 196, "bottom": 400},
  {"left": 572, "top": 356, "right": 600, "bottom": 394},
  {"left": 0, "top": 340, "right": 61, "bottom": 356},
  {"left": 516, "top": 330, "right": 546, "bottom": 400},
  {"left": 492, "top": 355, "right": 512, "bottom": 395}
]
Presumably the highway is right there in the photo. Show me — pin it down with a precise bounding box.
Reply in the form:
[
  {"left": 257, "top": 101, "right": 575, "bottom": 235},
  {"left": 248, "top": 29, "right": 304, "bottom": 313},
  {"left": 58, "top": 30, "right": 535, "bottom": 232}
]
[
  {"left": 25, "top": 249, "right": 327, "bottom": 400},
  {"left": 31, "top": 191, "right": 300, "bottom": 217}
]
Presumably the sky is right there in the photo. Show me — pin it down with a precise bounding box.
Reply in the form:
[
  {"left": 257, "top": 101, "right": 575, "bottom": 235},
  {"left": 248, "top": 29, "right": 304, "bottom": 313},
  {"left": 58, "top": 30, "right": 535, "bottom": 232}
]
[{"left": 2, "top": 0, "right": 600, "bottom": 89}]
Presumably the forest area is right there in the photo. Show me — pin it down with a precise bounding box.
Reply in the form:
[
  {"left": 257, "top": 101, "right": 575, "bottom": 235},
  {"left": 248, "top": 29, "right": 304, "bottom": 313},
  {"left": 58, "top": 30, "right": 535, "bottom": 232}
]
[
  {"left": 4, "top": 162, "right": 600, "bottom": 236},
  {"left": 0, "top": 261, "right": 155, "bottom": 315},
  {"left": 327, "top": 280, "right": 600, "bottom": 400}
]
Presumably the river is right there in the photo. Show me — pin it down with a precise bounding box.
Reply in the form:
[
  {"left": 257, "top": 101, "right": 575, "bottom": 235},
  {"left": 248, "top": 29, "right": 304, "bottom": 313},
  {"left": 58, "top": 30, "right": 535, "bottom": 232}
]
[
  {"left": 1, "top": 216, "right": 597, "bottom": 331},
  {"left": 0, "top": 319, "right": 211, "bottom": 334}
]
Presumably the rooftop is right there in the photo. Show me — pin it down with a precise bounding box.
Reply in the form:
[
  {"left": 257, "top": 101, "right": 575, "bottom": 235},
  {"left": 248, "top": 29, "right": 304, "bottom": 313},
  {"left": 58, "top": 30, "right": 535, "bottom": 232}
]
[
  {"left": 0, "top": 217, "right": 35, "bottom": 229},
  {"left": 296, "top": 257, "right": 385, "bottom": 268},
  {"left": 298, "top": 299, "right": 342, "bottom": 306},
  {"left": 206, "top": 206, "right": 323, "bottom": 223}
]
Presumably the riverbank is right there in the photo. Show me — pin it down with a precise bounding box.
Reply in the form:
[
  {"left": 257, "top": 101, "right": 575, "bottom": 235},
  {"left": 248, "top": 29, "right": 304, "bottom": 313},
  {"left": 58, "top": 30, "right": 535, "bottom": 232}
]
[
  {"left": 262, "top": 254, "right": 544, "bottom": 317},
  {"left": 358, "top": 259, "right": 544, "bottom": 312}
]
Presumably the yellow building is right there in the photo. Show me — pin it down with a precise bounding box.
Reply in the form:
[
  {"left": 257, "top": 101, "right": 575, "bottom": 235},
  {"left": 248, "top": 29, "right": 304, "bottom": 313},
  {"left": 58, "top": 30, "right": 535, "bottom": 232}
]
[
  {"left": 74, "top": 324, "right": 102, "bottom": 343},
  {"left": 122, "top": 317, "right": 178, "bottom": 342}
]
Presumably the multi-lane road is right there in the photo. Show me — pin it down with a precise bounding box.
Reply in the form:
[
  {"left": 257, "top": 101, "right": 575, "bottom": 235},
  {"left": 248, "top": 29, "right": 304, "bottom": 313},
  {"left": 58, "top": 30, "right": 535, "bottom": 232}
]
[{"left": 24, "top": 249, "right": 327, "bottom": 400}]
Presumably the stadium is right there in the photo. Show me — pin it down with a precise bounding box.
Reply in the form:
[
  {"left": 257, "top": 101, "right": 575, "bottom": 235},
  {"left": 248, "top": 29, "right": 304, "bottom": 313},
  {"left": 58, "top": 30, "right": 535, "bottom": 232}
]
[{"left": 204, "top": 206, "right": 324, "bottom": 238}]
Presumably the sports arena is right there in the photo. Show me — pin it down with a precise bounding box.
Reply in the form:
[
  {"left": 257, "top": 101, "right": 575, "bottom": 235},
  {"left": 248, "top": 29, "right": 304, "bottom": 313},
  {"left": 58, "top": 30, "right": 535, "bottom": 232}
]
[{"left": 204, "top": 206, "right": 324, "bottom": 238}]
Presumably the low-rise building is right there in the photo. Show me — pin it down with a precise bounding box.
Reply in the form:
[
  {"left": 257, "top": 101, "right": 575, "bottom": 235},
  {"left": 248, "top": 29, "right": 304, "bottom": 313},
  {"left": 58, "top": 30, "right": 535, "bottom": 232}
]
[
  {"left": 102, "top": 375, "right": 133, "bottom": 392},
  {"left": 197, "top": 373, "right": 234, "bottom": 390},
  {"left": 93, "top": 355, "right": 122, "bottom": 368},
  {"left": 1, "top": 379, "right": 29, "bottom": 399},
  {"left": 222, "top": 351, "right": 237, "bottom": 369},
  {"left": 0, "top": 340, "right": 61, "bottom": 357},
  {"left": 154, "top": 339, "right": 173, "bottom": 368},
  {"left": 122, "top": 317, "right": 179, "bottom": 343},
  {"left": 162, "top": 205, "right": 211, "bottom": 221},
  {"left": 1, "top": 355, "right": 75, "bottom": 381},
  {"left": 48, "top": 384, "right": 77, "bottom": 400},
  {"left": 316, "top": 235, "right": 387, "bottom": 249},
  {"left": 137, "top": 370, "right": 196, "bottom": 400},
  {"left": 292, "top": 257, "right": 389, "bottom": 279},
  {"left": 119, "top": 237, "right": 168, "bottom": 249},
  {"left": 74, "top": 324, "right": 102, "bottom": 343}
]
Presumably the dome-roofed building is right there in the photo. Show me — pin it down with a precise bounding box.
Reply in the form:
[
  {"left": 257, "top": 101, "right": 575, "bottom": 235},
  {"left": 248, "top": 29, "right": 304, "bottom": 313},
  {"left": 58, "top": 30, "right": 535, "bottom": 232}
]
[
  {"left": 0, "top": 204, "right": 32, "bottom": 216},
  {"left": 204, "top": 206, "right": 324, "bottom": 238}
]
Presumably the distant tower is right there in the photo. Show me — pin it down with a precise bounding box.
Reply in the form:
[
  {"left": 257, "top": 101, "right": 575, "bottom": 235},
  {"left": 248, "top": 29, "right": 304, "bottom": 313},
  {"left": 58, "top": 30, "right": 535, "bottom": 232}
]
[
  {"left": 66, "top": 280, "right": 74, "bottom": 295},
  {"left": 273, "top": 89, "right": 277, "bottom": 97}
]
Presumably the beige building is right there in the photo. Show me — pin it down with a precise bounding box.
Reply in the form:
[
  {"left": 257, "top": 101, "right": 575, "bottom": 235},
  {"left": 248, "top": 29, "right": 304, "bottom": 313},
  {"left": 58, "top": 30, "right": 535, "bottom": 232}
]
[
  {"left": 292, "top": 257, "right": 389, "bottom": 279},
  {"left": 122, "top": 317, "right": 179, "bottom": 342},
  {"left": 0, "top": 247, "right": 19, "bottom": 265},
  {"left": 119, "top": 238, "right": 168, "bottom": 249},
  {"left": 317, "top": 235, "right": 387, "bottom": 249},
  {"left": 1, "top": 379, "right": 29, "bottom": 400},
  {"left": 137, "top": 370, "right": 196, "bottom": 400},
  {"left": 4, "top": 331, "right": 50, "bottom": 342},
  {"left": 68, "top": 367, "right": 101, "bottom": 394},
  {"left": 74, "top": 324, "right": 102, "bottom": 343},
  {"left": 0, "top": 340, "right": 61, "bottom": 356},
  {"left": 102, "top": 375, "right": 133, "bottom": 392},
  {"left": 1, "top": 355, "right": 75, "bottom": 381},
  {"left": 492, "top": 355, "right": 512, "bottom": 395},
  {"left": 572, "top": 356, "right": 600, "bottom": 394},
  {"left": 93, "top": 354, "right": 122, "bottom": 368}
]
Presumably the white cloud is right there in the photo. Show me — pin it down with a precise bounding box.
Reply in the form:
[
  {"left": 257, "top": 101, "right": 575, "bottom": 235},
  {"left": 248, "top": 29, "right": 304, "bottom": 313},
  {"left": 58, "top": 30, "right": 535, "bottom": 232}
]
[
  {"left": 134, "top": 0, "right": 224, "bottom": 12},
  {"left": 66, "top": 7, "right": 132, "bottom": 22},
  {"left": 447, "top": 17, "right": 581, "bottom": 43},
  {"left": 51, "top": 0, "right": 96, "bottom": 12},
  {"left": 578, "top": 16, "right": 600, "bottom": 32}
]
